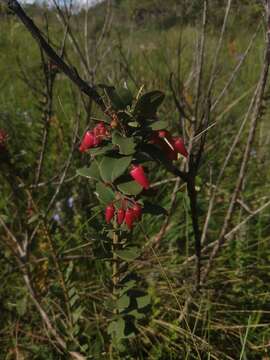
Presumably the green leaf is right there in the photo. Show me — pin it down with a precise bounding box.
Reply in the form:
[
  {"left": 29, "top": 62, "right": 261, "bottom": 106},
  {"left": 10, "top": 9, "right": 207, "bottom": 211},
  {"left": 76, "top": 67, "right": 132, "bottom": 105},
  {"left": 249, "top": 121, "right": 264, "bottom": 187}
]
[
  {"left": 77, "top": 161, "right": 100, "bottom": 181},
  {"left": 115, "top": 246, "right": 140, "bottom": 261},
  {"left": 117, "top": 280, "right": 137, "bottom": 297},
  {"left": 137, "top": 294, "right": 151, "bottom": 309},
  {"left": 112, "top": 132, "right": 136, "bottom": 155},
  {"left": 134, "top": 90, "right": 165, "bottom": 119},
  {"left": 95, "top": 182, "right": 115, "bottom": 203},
  {"left": 149, "top": 120, "right": 168, "bottom": 131},
  {"left": 88, "top": 144, "right": 114, "bottom": 156},
  {"left": 117, "top": 180, "right": 143, "bottom": 195},
  {"left": 107, "top": 317, "right": 125, "bottom": 338},
  {"left": 105, "top": 87, "right": 133, "bottom": 110},
  {"left": 128, "top": 309, "right": 145, "bottom": 320},
  {"left": 100, "top": 156, "right": 132, "bottom": 183},
  {"left": 117, "top": 294, "right": 130, "bottom": 311},
  {"left": 117, "top": 88, "right": 133, "bottom": 108}
]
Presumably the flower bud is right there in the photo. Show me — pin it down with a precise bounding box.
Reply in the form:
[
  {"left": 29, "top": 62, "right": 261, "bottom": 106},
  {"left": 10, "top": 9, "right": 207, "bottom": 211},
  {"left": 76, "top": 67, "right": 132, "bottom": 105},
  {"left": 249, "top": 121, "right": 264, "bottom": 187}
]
[
  {"left": 172, "top": 137, "right": 188, "bottom": 158},
  {"left": 105, "top": 204, "right": 115, "bottom": 224},
  {"left": 130, "top": 165, "right": 150, "bottom": 189},
  {"left": 125, "top": 208, "right": 135, "bottom": 230},
  {"left": 149, "top": 132, "right": 177, "bottom": 161},
  {"left": 117, "top": 208, "right": 125, "bottom": 225},
  {"left": 79, "top": 131, "right": 95, "bottom": 152},
  {"left": 132, "top": 203, "right": 142, "bottom": 221}
]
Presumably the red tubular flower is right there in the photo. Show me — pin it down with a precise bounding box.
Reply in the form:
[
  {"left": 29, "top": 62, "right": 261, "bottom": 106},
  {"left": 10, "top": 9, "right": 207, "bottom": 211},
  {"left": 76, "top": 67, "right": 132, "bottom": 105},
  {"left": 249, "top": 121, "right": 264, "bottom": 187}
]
[
  {"left": 172, "top": 137, "right": 188, "bottom": 158},
  {"left": 149, "top": 132, "right": 177, "bottom": 161},
  {"left": 160, "top": 140, "right": 177, "bottom": 161},
  {"left": 105, "top": 204, "right": 115, "bottom": 224},
  {"left": 158, "top": 130, "right": 173, "bottom": 142},
  {"left": 79, "top": 131, "right": 95, "bottom": 152},
  {"left": 132, "top": 203, "right": 142, "bottom": 221},
  {"left": 117, "top": 208, "right": 125, "bottom": 225},
  {"left": 130, "top": 165, "right": 150, "bottom": 189},
  {"left": 125, "top": 208, "right": 135, "bottom": 230},
  {"left": 94, "top": 122, "right": 106, "bottom": 137}
]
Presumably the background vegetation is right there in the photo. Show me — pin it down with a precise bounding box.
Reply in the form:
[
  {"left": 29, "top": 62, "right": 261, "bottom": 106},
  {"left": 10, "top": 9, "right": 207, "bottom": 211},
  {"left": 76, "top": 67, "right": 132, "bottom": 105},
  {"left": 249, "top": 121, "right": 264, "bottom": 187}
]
[{"left": 0, "top": 0, "right": 270, "bottom": 359}]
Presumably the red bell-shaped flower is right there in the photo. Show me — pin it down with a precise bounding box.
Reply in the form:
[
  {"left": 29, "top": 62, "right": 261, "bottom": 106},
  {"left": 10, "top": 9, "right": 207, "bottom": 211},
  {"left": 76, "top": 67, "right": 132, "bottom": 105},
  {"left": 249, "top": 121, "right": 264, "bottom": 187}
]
[
  {"left": 125, "top": 208, "right": 135, "bottom": 230},
  {"left": 130, "top": 165, "right": 150, "bottom": 189},
  {"left": 117, "top": 208, "right": 125, "bottom": 225},
  {"left": 173, "top": 137, "right": 188, "bottom": 158},
  {"left": 132, "top": 203, "right": 142, "bottom": 221},
  {"left": 79, "top": 131, "right": 95, "bottom": 152},
  {"left": 149, "top": 132, "right": 177, "bottom": 161},
  {"left": 94, "top": 122, "right": 107, "bottom": 137},
  {"left": 158, "top": 130, "right": 173, "bottom": 142},
  {"left": 105, "top": 204, "right": 115, "bottom": 224}
]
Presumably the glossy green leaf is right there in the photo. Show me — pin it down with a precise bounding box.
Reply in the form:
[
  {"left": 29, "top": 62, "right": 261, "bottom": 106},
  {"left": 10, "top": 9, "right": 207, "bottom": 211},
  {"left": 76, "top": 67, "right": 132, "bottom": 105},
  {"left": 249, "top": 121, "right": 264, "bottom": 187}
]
[
  {"left": 105, "top": 87, "right": 133, "bottom": 110},
  {"left": 117, "top": 180, "right": 143, "bottom": 195},
  {"left": 100, "top": 156, "right": 132, "bottom": 183},
  {"left": 95, "top": 182, "right": 115, "bottom": 203},
  {"left": 112, "top": 132, "right": 136, "bottom": 155},
  {"left": 134, "top": 90, "right": 165, "bottom": 119}
]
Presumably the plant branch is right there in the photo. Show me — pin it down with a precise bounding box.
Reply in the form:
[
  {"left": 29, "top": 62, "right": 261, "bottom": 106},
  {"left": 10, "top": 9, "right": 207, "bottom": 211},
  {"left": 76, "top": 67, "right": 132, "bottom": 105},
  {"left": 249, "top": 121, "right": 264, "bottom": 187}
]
[{"left": 1, "top": 0, "right": 106, "bottom": 112}]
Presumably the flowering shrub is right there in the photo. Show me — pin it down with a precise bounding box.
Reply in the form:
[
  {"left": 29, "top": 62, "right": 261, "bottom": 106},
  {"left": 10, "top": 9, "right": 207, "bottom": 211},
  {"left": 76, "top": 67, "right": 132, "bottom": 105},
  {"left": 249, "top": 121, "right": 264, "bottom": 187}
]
[{"left": 77, "top": 86, "right": 188, "bottom": 347}]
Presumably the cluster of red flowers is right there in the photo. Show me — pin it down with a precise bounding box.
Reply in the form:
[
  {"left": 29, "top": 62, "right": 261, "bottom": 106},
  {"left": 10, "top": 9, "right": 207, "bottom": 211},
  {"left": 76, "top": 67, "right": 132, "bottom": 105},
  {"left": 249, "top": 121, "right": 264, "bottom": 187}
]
[
  {"left": 0, "top": 129, "right": 8, "bottom": 152},
  {"left": 79, "top": 121, "right": 188, "bottom": 229},
  {"left": 150, "top": 130, "right": 188, "bottom": 160},
  {"left": 79, "top": 122, "right": 109, "bottom": 152},
  {"left": 105, "top": 201, "right": 142, "bottom": 230}
]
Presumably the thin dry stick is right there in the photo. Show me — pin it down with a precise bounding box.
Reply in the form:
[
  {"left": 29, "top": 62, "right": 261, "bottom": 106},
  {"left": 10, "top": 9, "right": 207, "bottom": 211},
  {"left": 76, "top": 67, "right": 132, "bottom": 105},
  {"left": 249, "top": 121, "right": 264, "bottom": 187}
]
[
  {"left": 0, "top": 216, "right": 65, "bottom": 350},
  {"left": 96, "top": 0, "right": 113, "bottom": 50},
  {"left": 0, "top": 0, "right": 106, "bottom": 111},
  {"left": 152, "top": 178, "right": 181, "bottom": 248},
  {"left": 53, "top": 0, "right": 92, "bottom": 80},
  {"left": 211, "top": 25, "right": 261, "bottom": 111},
  {"left": 0, "top": 216, "right": 86, "bottom": 359},
  {"left": 46, "top": 106, "right": 79, "bottom": 213},
  {"left": 207, "top": 0, "right": 232, "bottom": 95},
  {"left": 202, "top": 1, "right": 270, "bottom": 283},
  {"left": 201, "top": 83, "right": 260, "bottom": 245},
  {"left": 35, "top": 17, "right": 69, "bottom": 184},
  {"left": 194, "top": 0, "right": 208, "bottom": 122},
  {"left": 180, "top": 197, "right": 270, "bottom": 269}
]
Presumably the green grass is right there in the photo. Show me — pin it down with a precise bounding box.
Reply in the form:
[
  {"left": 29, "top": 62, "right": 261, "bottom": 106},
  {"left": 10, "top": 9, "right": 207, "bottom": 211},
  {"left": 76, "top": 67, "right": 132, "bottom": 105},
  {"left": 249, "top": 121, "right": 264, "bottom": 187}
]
[{"left": 0, "top": 2, "right": 270, "bottom": 359}]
